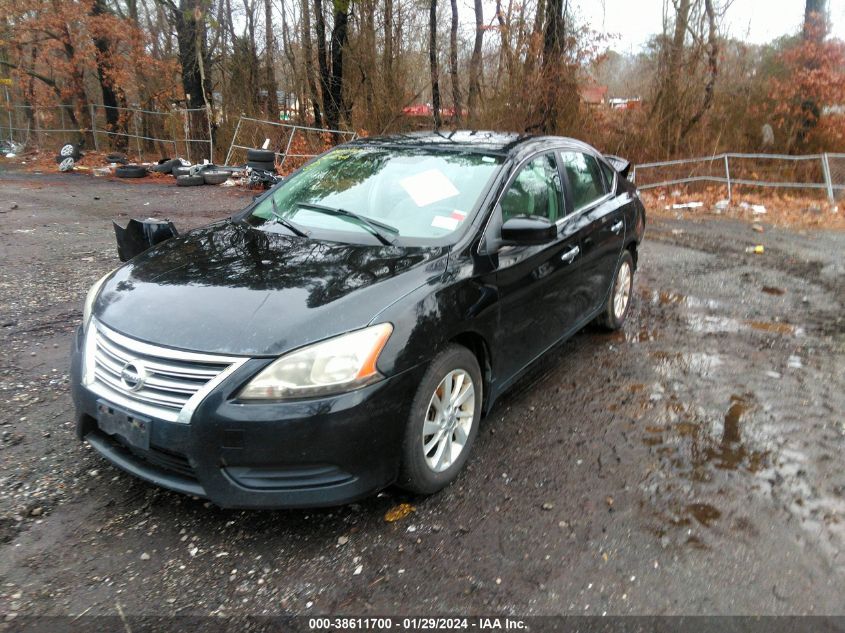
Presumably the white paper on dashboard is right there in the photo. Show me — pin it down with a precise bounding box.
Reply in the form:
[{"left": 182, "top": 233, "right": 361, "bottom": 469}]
[
  {"left": 400, "top": 169, "right": 460, "bottom": 207},
  {"left": 431, "top": 215, "right": 460, "bottom": 231}
]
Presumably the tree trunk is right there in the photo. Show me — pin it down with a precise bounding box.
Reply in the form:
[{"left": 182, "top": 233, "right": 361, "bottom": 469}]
[
  {"left": 91, "top": 0, "right": 127, "bottom": 150},
  {"left": 314, "top": 0, "right": 332, "bottom": 127},
  {"left": 538, "top": 0, "right": 565, "bottom": 132},
  {"left": 448, "top": 0, "right": 461, "bottom": 125},
  {"left": 650, "top": 0, "right": 691, "bottom": 153},
  {"left": 679, "top": 0, "right": 718, "bottom": 142},
  {"left": 301, "top": 0, "right": 323, "bottom": 127},
  {"left": 160, "top": 0, "right": 214, "bottom": 159},
  {"left": 264, "top": 0, "right": 279, "bottom": 118},
  {"left": 328, "top": 0, "right": 351, "bottom": 133},
  {"left": 803, "top": 0, "right": 827, "bottom": 40},
  {"left": 279, "top": 0, "right": 298, "bottom": 120},
  {"left": 799, "top": 0, "right": 827, "bottom": 144},
  {"left": 467, "top": 0, "right": 483, "bottom": 124},
  {"left": 429, "top": 0, "right": 442, "bottom": 129},
  {"left": 361, "top": 0, "right": 376, "bottom": 123},
  {"left": 383, "top": 0, "right": 394, "bottom": 98},
  {"left": 495, "top": 0, "right": 514, "bottom": 81}
]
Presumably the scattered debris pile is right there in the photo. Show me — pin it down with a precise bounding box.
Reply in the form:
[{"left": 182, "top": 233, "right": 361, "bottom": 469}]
[
  {"left": 2, "top": 141, "right": 284, "bottom": 190},
  {"left": 642, "top": 187, "right": 843, "bottom": 229}
]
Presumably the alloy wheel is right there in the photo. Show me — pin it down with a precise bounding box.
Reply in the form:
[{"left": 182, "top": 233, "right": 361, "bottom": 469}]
[
  {"left": 422, "top": 369, "right": 475, "bottom": 473},
  {"left": 613, "top": 260, "right": 632, "bottom": 320}
]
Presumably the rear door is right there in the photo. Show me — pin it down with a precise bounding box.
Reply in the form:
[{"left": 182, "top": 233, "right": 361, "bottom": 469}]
[
  {"left": 484, "top": 152, "right": 584, "bottom": 381},
  {"left": 559, "top": 151, "right": 626, "bottom": 315}
]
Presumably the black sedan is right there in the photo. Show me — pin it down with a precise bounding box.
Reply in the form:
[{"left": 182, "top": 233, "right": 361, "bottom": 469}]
[{"left": 71, "top": 131, "right": 646, "bottom": 508}]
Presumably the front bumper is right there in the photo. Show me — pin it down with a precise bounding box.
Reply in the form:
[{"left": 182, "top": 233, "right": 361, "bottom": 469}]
[{"left": 70, "top": 326, "right": 423, "bottom": 509}]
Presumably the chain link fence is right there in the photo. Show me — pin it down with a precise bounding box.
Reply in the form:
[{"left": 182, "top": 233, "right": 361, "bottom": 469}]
[
  {"left": 1, "top": 101, "right": 214, "bottom": 163},
  {"left": 225, "top": 115, "right": 357, "bottom": 172},
  {"left": 632, "top": 152, "right": 845, "bottom": 203},
  {"left": 825, "top": 154, "right": 845, "bottom": 201},
  {"left": 1, "top": 104, "right": 81, "bottom": 148}
]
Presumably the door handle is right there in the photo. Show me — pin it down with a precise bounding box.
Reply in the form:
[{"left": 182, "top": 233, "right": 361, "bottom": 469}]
[
  {"left": 561, "top": 245, "right": 580, "bottom": 264},
  {"left": 611, "top": 220, "right": 624, "bottom": 234}
]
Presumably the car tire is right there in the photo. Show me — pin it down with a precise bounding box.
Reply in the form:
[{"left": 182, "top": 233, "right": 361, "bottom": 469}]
[
  {"left": 176, "top": 174, "right": 205, "bottom": 187},
  {"left": 151, "top": 158, "right": 178, "bottom": 174},
  {"left": 115, "top": 164, "right": 148, "bottom": 178},
  {"left": 58, "top": 157, "right": 75, "bottom": 172},
  {"left": 203, "top": 170, "right": 231, "bottom": 185},
  {"left": 106, "top": 152, "right": 129, "bottom": 165},
  {"left": 397, "top": 344, "right": 482, "bottom": 495},
  {"left": 59, "top": 143, "right": 81, "bottom": 159},
  {"left": 247, "top": 149, "right": 275, "bottom": 163},
  {"left": 172, "top": 165, "right": 193, "bottom": 178},
  {"left": 247, "top": 159, "right": 276, "bottom": 170},
  {"left": 595, "top": 249, "right": 634, "bottom": 331}
]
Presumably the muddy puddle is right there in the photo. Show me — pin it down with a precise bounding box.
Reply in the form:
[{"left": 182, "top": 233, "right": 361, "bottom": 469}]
[{"left": 640, "top": 392, "right": 770, "bottom": 546}]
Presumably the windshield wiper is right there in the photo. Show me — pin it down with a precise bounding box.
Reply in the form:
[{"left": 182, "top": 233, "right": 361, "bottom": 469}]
[
  {"left": 268, "top": 196, "right": 310, "bottom": 238},
  {"left": 295, "top": 202, "right": 398, "bottom": 246}
]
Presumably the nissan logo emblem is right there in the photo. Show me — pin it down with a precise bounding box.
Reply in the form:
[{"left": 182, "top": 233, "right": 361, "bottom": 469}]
[{"left": 120, "top": 360, "right": 148, "bottom": 392}]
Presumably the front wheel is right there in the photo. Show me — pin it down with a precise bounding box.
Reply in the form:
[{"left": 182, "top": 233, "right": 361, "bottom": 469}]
[
  {"left": 596, "top": 249, "right": 634, "bottom": 330},
  {"left": 397, "top": 345, "right": 482, "bottom": 494}
]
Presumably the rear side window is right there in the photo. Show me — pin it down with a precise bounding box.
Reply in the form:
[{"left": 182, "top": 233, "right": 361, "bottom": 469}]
[
  {"left": 500, "top": 154, "right": 563, "bottom": 223},
  {"left": 560, "top": 152, "right": 606, "bottom": 210}
]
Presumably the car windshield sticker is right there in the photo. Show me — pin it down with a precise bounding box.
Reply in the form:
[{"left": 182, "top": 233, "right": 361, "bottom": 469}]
[
  {"left": 400, "top": 169, "right": 460, "bottom": 207},
  {"left": 431, "top": 215, "right": 460, "bottom": 231}
]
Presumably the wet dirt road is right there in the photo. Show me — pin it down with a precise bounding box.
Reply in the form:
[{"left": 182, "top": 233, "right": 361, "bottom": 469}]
[{"left": 1, "top": 170, "right": 843, "bottom": 618}]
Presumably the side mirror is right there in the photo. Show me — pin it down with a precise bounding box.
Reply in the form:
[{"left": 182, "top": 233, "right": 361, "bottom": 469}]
[
  {"left": 500, "top": 216, "right": 557, "bottom": 245},
  {"left": 605, "top": 155, "right": 631, "bottom": 180}
]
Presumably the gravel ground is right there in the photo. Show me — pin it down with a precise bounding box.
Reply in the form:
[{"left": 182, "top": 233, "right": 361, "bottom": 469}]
[{"left": 0, "top": 168, "right": 843, "bottom": 619}]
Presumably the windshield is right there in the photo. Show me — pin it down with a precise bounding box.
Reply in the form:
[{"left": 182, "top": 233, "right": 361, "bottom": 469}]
[{"left": 245, "top": 146, "right": 503, "bottom": 243}]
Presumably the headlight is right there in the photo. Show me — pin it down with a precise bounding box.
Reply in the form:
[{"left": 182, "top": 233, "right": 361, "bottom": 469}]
[
  {"left": 82, "top": 270, "right": 114, "bottom": 332},
  {"left": 239, "top": 323, "right": 393, "bottom": 400}
]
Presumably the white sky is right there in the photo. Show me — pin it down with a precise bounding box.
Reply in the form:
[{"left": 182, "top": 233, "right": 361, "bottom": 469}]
[{"left": 575, "top": 0, "right": 845, "bottom": 53}]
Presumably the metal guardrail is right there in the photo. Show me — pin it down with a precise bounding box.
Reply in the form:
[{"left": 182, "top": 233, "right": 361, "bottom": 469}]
[
  {"left": 224, "top": 115, "right": 357, "bottom": 168},
  {"left": 632, "top": 152, "right": 845, "bottom": 203}
]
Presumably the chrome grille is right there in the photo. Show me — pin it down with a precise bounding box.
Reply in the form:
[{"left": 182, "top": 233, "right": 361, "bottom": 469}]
[{"left": 85, "top": 320, "right": 246, "bottom": 423}]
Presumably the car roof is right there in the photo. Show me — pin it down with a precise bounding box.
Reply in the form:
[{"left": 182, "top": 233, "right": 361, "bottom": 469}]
[{"left": 347, "top": 130, "right": 602, "bottom": 160}]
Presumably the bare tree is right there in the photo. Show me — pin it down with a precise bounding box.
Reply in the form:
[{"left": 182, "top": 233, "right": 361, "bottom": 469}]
[
  {"left": 429, "top": 0, "right": 441, "bottom": 129},
  {"left": 300, "top": 0, "right": 323, "bottom": 127},
  {"left": 264, "top": 0, "right": 279, "bottom": 117},
  {"left": 804, "top": 0, "right": 827, "bottom": 40},
  {"left": 467, "top": 0, "right": 483, "bottom": 124},
  {"left": 449, "top": 0, "right": 461, "bottom": 125}
]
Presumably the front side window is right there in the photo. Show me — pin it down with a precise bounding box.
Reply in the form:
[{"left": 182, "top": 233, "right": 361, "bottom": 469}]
[
  {"left": 500, "top": 154, "right": 563, "bottom": 223},
  {"left": 560, "top": 152, "right": 606, "bottom": 211},
  {"left": 246, "top": 147, "right": 502, "bottom": 243},
  {"left": 599, "top": 160, "right": 616, "bottom": 192}
]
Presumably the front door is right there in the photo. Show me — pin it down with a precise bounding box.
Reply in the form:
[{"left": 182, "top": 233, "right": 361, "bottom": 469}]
[{"left": 484, "top": 153, "right": 585, "bottom": 383}]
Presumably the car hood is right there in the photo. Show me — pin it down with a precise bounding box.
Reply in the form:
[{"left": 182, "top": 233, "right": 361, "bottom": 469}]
[{"left": 94, "top": 220, "right": 448, "bottom": 356}]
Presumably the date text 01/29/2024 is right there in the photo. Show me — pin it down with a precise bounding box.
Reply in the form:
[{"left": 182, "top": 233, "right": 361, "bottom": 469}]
[{"left": 307, "top": 618, "right": 527, "bottom": 630}]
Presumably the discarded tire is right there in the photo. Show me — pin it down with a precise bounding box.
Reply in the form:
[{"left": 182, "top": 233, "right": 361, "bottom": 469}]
[
  {"left": 246, "top": 149, "right": 275, "bottom": 163},
  {"left": 115, "top": 165, "right": 148, "bottom": 178},
  {"left": 176, "top": 174, "right": 205, "bottom": 187},
  {"left": 59, "top": 143, "right": 81, "bottom": 159},
  {"left": 247, "top": 161, "right": 276, "bottom": 172},
  {"left": 151, "top": 158, "right": 179, "bottom": 174},
  {"left": 106, "top": 152, "right": 128, "bottom": 164},
  {"left": 172, "top": 165, "right": 193, "bottom": 178},
  {"left": 202, "top": 170, "right": 231, "bottom": 185},
  {"left": 58, "top": 157, "right": 75, "bottom": 172}
]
